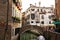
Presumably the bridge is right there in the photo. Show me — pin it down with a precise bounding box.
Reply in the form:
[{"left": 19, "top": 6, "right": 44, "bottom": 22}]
[{"left": 20, "top": 25, "right": 44, "bottom": 35}]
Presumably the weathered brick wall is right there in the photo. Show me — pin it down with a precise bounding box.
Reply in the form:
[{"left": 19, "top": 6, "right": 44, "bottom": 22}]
[
  {"left": 0, "top": 0, "right": 7, "bottom": 22},
  {"left": 0, "top": 22, "right": 11, "bottom": 40},
  {"left": 55, "top": 0, "right": 60, "bottom": 19},
  {"left": 0, "top": 0, "right": 12, "bottom": 23},
  {"left": 0, "top": 0, "right": 12, "bottom": 40}
]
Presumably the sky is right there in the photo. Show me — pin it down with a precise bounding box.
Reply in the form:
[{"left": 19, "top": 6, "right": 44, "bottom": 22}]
[{"left": 21, "top": 0, "right": 55, "bottom": 12}]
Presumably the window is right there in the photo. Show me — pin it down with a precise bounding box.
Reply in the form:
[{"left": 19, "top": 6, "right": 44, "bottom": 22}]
[
  {"left": 49, "top": 21, "right": 51, "bottom": 24},
  {"left": 31, "top": 14, "right": 35, "bottom": 20},
  {"left": 49, "top": 16, "right": 51, "bottom": 19},
  {"left": 41, "top": 9, "right": 42, "bottom": 12},
  {"left": 36, "top": 21, "right": 40, "bottom": 23},
  {"left": 31, "top": 9, "right": 35, "bottom": 11},
  {"left": 41, "top": 15, "right": 44, "bottom": 19},
  {"left": 13, "top": 0, "right": 16, "bottom": 3},
  {"left": 31, "top": 21, "right": 33, "bottom": 23},
  {"left": 41, "top": 21, "right": 44, "bottom": 24},
  {"left": 15, "top": 28, "right": 20, "bottom": 35},
  {"left": 37, "top": 9, "right": 39, "bottom": 12}
]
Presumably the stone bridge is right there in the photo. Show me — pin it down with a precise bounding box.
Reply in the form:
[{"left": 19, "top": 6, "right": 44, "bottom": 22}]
[{"left": 20, "top": 25, "right": 44, "bottom": 34}]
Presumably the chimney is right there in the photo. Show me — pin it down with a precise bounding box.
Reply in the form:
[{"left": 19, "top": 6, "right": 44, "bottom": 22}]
[
  {"left": 35, "top": 3, "right": 36, "bottom": 6},
  {"left": 39, "top": 2, "right": 41, "bottom": 7}
]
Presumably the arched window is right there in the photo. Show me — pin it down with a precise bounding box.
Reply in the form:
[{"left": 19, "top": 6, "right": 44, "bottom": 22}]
[
  {"left": 31, "top": 9, "right": 35, "bottom": 11},
  {"left": 49, "top": 15, "right": 51, "bottom": 19},
  {"left": 41, "top": 15, "right": 44, "bottom": 19},
  {"left": 31, "top": 14, "right": 35, "bottom": 20}
]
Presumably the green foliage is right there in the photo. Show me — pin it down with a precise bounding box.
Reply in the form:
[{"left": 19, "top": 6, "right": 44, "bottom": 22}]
[{"left": 12, "top": 16, "right": 20, "bottom": 23}]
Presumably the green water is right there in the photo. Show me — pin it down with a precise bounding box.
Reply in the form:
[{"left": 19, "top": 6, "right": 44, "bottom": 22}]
[{"left": 20, "top": 31, "right": 38, "bottom": 40}]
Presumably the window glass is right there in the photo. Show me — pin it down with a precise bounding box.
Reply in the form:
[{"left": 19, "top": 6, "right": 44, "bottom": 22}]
[
  {"left": 37, "top": 9, "right": 39, "bottom": 12},
  {"left": 31, "top": 14, "right": 35, "bottom": 19},
  {"left": 41, "top": 21, "right": 44, "bottom": 24},
  {"left": 41, "top": 15, "right": 44, "bottom": 19},
  {"left": 49, "top": 21, "right": 51, "bottom": 24},
  {"left": 41, "top": 9, "right": 42, "bottom": 12},
  {"left": 49, "top": 16, "right": 51, "bottom": 19},
  {"left": 31, "top": 21, "right": 33, "bottom": 23}
]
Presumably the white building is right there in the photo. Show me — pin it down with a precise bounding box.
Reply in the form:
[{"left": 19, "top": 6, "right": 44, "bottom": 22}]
[
  {"left": 25, "top": 4, "right": 55, "bottom": 27},
  {"left": 11, "top": 0, "right": 22, "bottom": 38}
]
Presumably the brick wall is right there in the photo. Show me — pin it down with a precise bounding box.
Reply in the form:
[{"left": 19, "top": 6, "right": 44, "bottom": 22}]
[
  {"left": 55, "top": 0, "right": 60, "bottom": 19},
  {"left": 0, "top": 0, "right": 12, "bottom": 40},
  {"left": 0, "top": 0, "right": 12, "bottom": 23},
  {"left": 0, "top": 22, "right": 11, "bottom": 40}
]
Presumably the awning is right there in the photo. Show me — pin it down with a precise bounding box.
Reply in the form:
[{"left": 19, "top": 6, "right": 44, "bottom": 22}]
[{"left": 52, "top": 20, "right": 60, "bottom": 24}]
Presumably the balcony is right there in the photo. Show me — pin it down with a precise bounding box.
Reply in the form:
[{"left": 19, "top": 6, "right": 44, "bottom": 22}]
[{"left": 12, "top": 16, "right": 20, "bottom": 23}]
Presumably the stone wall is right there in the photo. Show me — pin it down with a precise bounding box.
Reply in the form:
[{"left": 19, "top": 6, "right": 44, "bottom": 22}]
[{"left": 44, "top": 30, "right": 60, "bottom": 40}]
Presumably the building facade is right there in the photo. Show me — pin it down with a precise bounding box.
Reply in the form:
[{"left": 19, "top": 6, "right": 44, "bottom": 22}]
[
  {"left": 0, "top": 0, "right": 22, "bottom": 40},
  {"left": 11, "top": 0, "right": 22, "bottom": 38},
  {"left": 25, "top": 4, "right": 55, "bottom": 27},
  {"left": 55, "top": 0, "right": 60, "bottom": 20}
]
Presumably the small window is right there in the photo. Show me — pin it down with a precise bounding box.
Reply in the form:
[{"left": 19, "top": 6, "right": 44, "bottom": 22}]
[
  {"left": 31, "top": 21, "right": 33, "bottom": 23},
  {"left": 49, "top": 21, "right": 51, "bottom": 24},
  {"left": 41, "top": 9, "right": 42, "bottom": 12},
  {"left": 37, "top": 9, "right": 39, "bottom": 12},
  {"left": 31, "top": 9, "right": 35, "bottom": 11},
  {"left": 41, "top": 21, "right": 44, "bottom": 24},
  {"left": 49, "top": 16, "right": 51, "bottom": 19},
  {"left": 41, "top": 15, "right": 44, "bottom": 19}
]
